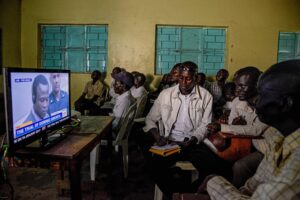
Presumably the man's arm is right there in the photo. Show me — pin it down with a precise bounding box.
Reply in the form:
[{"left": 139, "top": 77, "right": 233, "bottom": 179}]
[
  {"left": 221, "top": 118, "right": 268, "bottom": 136},
  {"left": 207, "top": 176, "right": 250, "bottom": 200}
]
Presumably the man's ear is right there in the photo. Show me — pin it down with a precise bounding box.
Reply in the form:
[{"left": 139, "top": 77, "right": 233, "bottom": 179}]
[{"left": 280, "top": 96, "right": 294, "bottom": 113}]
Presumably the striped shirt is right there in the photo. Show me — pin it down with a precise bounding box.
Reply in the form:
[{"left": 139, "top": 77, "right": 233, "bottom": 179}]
[{"left": 207, "top": 127, "right": 300, "bottom": 200}]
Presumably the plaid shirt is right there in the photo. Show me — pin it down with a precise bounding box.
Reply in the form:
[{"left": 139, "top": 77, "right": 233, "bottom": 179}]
[{"left": 207, "top": 127, "right": 300, "bottom": 200}]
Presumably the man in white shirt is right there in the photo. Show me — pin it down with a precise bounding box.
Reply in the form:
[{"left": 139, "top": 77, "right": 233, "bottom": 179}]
[
  {"left": 141, "top": 61, "right": 232, "bottom": 198},
  {"left": 130, "top": 72, "right": 147, "bottom": 99},
  {"left": 111, "top": 71, "right": 136, "bottom": 134}
]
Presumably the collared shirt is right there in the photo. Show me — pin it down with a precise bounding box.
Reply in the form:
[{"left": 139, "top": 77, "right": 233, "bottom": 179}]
[
  {"left": 221, "top": 97, "right": 269, "bottom": 154},
  {"left": 49, "top": 90, "right": 69, "bottom": 115},
  {"left": 112, "top": 90, "right": 136, "bottom": 132},
  {"left": 84, "top": 80, "right": 103, "bottom": 106},
  {"left": 130, "top": 86, "right": 147, "bottom": 99},
  {"left": 207, "top": 127, "right": 300, "bottom": 200},
  {"left": 144, "top": 85, "right": 213, "bottom": 142},
  {"left": 170, "top": 91, "right": 194, "bottom": 142}
]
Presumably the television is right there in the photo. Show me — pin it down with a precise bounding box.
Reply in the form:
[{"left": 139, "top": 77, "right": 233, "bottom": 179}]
[{"left": 3, "top": 67, "right": 71, "bottom": 152}]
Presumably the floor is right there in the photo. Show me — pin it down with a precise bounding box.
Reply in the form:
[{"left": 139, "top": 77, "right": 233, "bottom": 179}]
[{"left": 5, "top": 143, "right": 156, "bottom": 200}]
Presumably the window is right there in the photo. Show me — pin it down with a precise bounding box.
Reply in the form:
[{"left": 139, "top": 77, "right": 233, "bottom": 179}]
[
  {"left": 155, "top": 25, "right": 227, "bottom": 75},
  {"left": 278, "top": 32, "right": 300, "bottom": 63},
  {"left": 40, "top": 25, "right": 108, "bottom": 73}
]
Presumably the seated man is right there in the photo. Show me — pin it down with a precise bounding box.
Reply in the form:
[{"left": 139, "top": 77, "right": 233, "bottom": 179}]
[
  {"left": 217, "top": 82, "right": 236, "bottom": 124},
  {"left": 140, "top": 61, "right": 232, "bottom": 198},
  {"left": 108, "top": 67, "right": 122, "bottom": 105},
  {"left": 110, "top": 71, "right": 136, "bottom": 134},
  {"left": 130, "top": 72, "right": 147, "bottom": 99},
  {"left": 196, "top": 72, "right": 210, "bottom": 90},
  {"left": 74, "top": 70, "right": 103, "bottom": 115},
  {"left": 208, "top": 69, "right": 229, "bottom": 103},
  {"left": 207, "top": 67, "right": 268, "bottom": 188},
  {"left": 100, "top": 66, "right": 122, "bottom": 111},
  {"left": 198, "top": 59, "right": 300, "bottom": 200}
]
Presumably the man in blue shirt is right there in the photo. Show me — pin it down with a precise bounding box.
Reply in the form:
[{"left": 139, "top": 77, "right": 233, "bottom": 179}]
[{"left": 49, "top": 73, "right": 69, "bottom": 116}]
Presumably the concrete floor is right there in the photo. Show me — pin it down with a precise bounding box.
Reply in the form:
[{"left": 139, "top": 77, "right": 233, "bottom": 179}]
[{"left": 6, "top": 145, "right": 155, "bottom": 200}]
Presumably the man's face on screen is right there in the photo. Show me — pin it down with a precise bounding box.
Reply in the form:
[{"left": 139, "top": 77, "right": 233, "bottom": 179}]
[
  {"left": 34, "top": 83, "right": 49, "bottom": 118},
  {"left": 50, "top": 73, "right": 61, "bottom": 94}
]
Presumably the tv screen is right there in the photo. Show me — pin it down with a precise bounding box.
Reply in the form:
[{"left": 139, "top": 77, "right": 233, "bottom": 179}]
[{"left": 3, "top": 67, "right": 71, "bottom": 151}]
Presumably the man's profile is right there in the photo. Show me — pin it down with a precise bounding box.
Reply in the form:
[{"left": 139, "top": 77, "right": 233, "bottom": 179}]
[
  {"left": 23, "top": 74, "right": 50, "bottom": 124},
  {"left": 49, "top": 73, "right": 69, "bottom": 115}
]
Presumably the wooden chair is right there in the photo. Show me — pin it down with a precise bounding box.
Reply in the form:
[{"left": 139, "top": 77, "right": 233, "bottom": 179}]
[{"left": 90, "top": 101, "right": 137, "bottom": 180}]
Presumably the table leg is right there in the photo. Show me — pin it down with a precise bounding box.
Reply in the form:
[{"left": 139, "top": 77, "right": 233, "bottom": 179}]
[{"left": 69, "top": 159, "right": 82, "bottom": 200}]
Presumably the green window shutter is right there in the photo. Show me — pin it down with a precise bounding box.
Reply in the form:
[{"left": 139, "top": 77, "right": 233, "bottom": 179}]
[
  {"left": 156, "top": 26, "right": 226, "bottom": 76},
  {"left": 41, "top": 25, "right": 108, "bottom": 73}
]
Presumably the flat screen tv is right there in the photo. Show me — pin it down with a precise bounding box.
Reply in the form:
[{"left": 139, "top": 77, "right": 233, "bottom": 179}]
[{"left": 3, "top": 67, "right": 71, "bottom": 152}]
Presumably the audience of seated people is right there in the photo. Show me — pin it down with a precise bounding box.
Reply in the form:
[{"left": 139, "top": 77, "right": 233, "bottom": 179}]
[
  {"left": 74, "top": 70, "right": 104, "bottom": 115},
  {"left": 180, "top": 59, "right": 300, "bottom": 200},
  {"left": 72, "top": 59, "right": 300, "bottom": 200}
]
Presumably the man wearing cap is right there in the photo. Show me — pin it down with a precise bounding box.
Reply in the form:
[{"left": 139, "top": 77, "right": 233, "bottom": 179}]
[{"left": 111, "top": 70, "right": 136, "bottom": 133}]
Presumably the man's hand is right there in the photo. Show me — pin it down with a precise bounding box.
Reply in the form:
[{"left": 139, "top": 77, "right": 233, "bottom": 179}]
[
  {"left": 149, "top": 128, "right": 167, "bottom": 146},
  {"left": 177, "top": 137, "right": 198, "bottom": 149},
  {"left": 207, "top": 122, "right": 221, "bottom": 134},
  {"left": 207, "top": 132, "right": 229, "bottom": 152},
  {"left": 232, "top": 116, "right": 247, "bottom": 125}
]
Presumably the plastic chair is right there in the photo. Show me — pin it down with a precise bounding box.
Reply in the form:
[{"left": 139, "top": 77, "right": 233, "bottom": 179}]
[
  {"left": 134, "top": 93, "right": 148, "bottom": 119},
  {"left": 90, "top": 101, "right": 137, "bottom": 180}
]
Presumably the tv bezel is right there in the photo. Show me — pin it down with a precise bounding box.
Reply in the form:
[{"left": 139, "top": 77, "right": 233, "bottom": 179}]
[{"left": 3, "top": 67, "right": 71, "bottom": 152}]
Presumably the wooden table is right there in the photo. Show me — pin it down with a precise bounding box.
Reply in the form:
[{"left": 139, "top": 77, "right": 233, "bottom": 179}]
[{"left": 14, "top": 116, "right": 113, "bottom": 200}]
